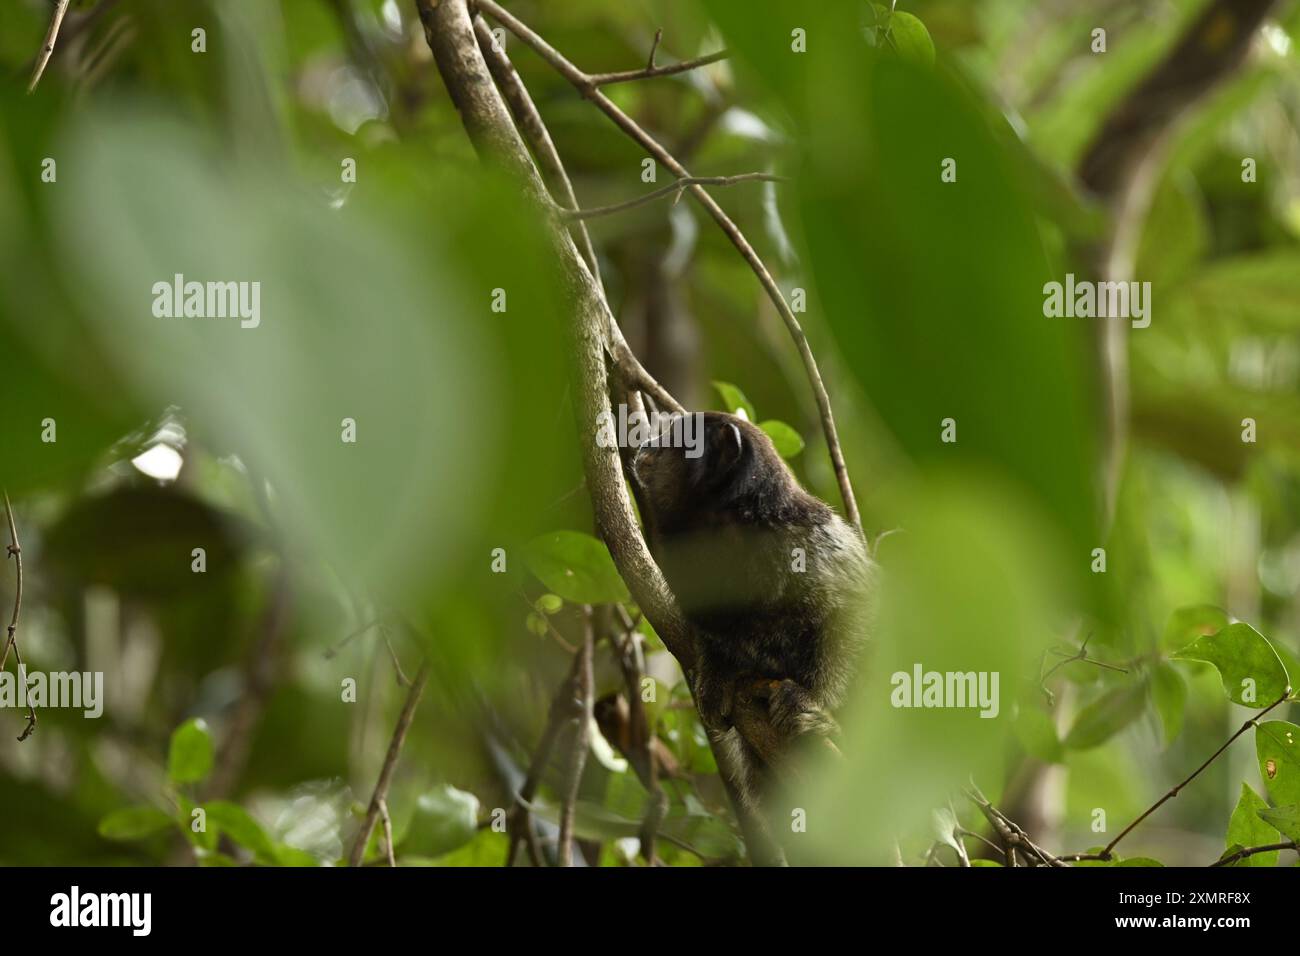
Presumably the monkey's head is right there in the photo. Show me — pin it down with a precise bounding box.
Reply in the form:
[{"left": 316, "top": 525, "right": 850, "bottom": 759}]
[{"left": 631, "top": 411, "right": 808, "bottom": 536}]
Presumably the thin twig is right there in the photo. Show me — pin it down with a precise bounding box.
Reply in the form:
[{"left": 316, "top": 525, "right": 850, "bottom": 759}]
[
  {"left": 348, "top": 660, "right": 430, "bottom": 866},
  {"left": 1211, "top": 840, "right": 1299, "bottom": 867},
  {"left": 379, "top": 798, "right": 397, "bottom": 867},
  {"left": 561, "top": 173, "right": 786, "bottom": 221},
  {"left": 1101, "top": 689, "right": 1293, "bottom": 859},
  {"left": 556, "top": 611, "right": 595, "bottom": 866},
  {"left": 477, "top": 0, "right": 860, "bottom": 530},
  {"left": 589, "top": 48, "right": 728, "bottom": 87},
  {"left": 323, "top": 619, "right": 381, "bottom": 659},
  {"left": 28, "top": 0, "right": 72, "bottom": 93},
  {"left": 505, "top": 648, "right": 584, "bottom": 866},
  {"left": 2, "top": 492, "right": 36, "bottom": 741},
  {"left": 472, "top": 14, "right": 684, "bottom": 416}
]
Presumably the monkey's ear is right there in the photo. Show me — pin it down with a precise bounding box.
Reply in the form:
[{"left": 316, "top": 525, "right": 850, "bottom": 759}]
[{"left": 714, "top": 421, "right": 745, "bottom": 475}]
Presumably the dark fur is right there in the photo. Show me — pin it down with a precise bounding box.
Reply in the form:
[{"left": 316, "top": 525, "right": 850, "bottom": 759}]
[{"left": 631, "top": 412, "right": 873, "bottom": 792}]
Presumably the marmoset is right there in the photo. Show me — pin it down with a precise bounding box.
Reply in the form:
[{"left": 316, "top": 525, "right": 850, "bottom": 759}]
[{"left": 631, "top": 411, "right": 874, "bottom": 805}]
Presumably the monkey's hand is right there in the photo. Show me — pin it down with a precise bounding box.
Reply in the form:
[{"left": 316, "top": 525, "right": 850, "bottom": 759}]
[{"left": 748, "top": 678, "right": 840, "bottom": 741}]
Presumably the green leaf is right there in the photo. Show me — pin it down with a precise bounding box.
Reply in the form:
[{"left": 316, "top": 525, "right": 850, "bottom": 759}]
[
  {"left": 1226, "top": 783, "right": 1280, "bottom": 867},
  {"left": 1063, "top": 682, "right": 1146, "bottom": 750},
  {"left": 1162, "top": 605, "right": 1229, "bottom": 653},
  {"left": 1171, "top": 623, "right": 1290, "bottom": 707},
  {"left": 758, "top": 420, "right": 805, "bottom": 458},
  {"left": 204, "top": 801, "right": 278, "bottom": 863},
  {"left": 1257, "top": 805, "right": 1300, "bottom": 843},
  {"left": 168, "top": 718, "right": 214, "bottom": 784},
  {"left": 98, "top": 806, "right": 174, "bottom": 841},
  {"left": 711, "top": 381, "right": 756, "bottom": 421},
  {"left": 1150, "top": 662, "right": 1187, "bottom": 746},
  {"left": 1012, "top": 699, "right": 1063, "bottom": 762},
  {"left": 522, "top": 531, "right": 630, "bottom": 605},
  {"left": 1257, "top": 721, "right": 1300, "bottom": 808},
  {"left": 885, "top": 10, "right": 935, "bottom": 67},
  {"left": 401, "top": 784, "right": 480, "bottom": 860}
]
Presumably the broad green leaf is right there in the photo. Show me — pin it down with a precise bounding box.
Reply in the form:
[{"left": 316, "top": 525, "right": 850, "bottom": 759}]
[
  {"left": 1063, "top": 682, "right": 1146, "bottom": 750},
  {"left": 1225, "top": 783, "right": 1280, "bottom": 867},
  {"left": 98, "top": 806, "right": 174, "bottom": 841},
  {"left": 885, "top": 10, "right": 935, "bottom": 67},
  {"left": 522, "top": 531, "right": 630, "bottom": 605},
  {"left": 1162, "top": 605, "right": 1229, "bottom": 653},
  {"left": 759, "top": 420, "right": 805, "bottom": 458},
  {"left": 429, "top": 830, "right": 509, "bottom": 867},
  {"left": 168, "top": 718, "right": 214, "bottom": 784},
  {"left": 1150, "top": 662, "right": 1187, "bottom": 746},
  {"left": 1171, "top": 623, "right": 1290, "bottom": 706},
  {"left": 1257, "top": 721, "right": 1300, "bottom": 808},
  {"left": 711, "top": 381, "right": 756, "bottom": 421},
  {"left": 402, "top": 785, "right": 480, "bottom": 860},
  {"left": 1257, "top": 805, "right": 1300, "bottom": 842}
]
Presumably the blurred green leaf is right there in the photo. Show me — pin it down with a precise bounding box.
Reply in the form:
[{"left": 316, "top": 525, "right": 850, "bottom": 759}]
[
  {"left": 522, "top": 531, "right": 630, "bottom": 605},
  {"left": 712, "top": 381, "right": 756, "bottom": 421},
  {"left": 1162, "top": 605, "right": 1229, "bottom": 654},
  {"left": 759, "top": 420, "right": 805, "bottom": 458},
  {"left": 98, "top": 806, "right": 174, "bottom": 841},
  {"left": 884, "top": 10, "right": 935, "bottom": 67},
  {"left": 1063, "top": 682, "right": 1146, "bottom": 750},
  {"left": 168, "top": 718, "right": 214, "bottom": 785},
  {"left": 401, "top": 784, "right": 479, "bottom": 860},
  {"left": 1149, "top": 662, "right": 1187, "bottom": 746}
]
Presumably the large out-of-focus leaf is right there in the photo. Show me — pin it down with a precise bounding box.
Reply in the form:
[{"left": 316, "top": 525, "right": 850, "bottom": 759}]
[
  {"left": 50, "top": 106, "right": 569, "bottom": 658},
  {"left": 44, "top": 486, "right": 257, "bottom": 599},
  {"left": 98, "top": 806, "right": 174, "bottom": 841}
]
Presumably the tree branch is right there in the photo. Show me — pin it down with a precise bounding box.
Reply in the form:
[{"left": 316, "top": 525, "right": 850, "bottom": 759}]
[
  {"left": 1100, "top": 689, "right": 1293, "bottom": 860},
  {"left": 348, "top": 660, "right": 430, "bottom": 866},
  {"left": 2, "top": 491, "right": 36, "bottom": 741},
  {"left": 588, "top": 48, "right": 729, "bottom": 87},
  {"left": 556, "top": 611, "right": 595, "bottom": 865},
  {"left": 417, "top": 0, "right": 789, "bottom": 865},
  {"left": 27, "top": 0, "right": 72, "bottom": 93},
  {"left": 1212, "top": 840, "right": 1299, "bottom": 867},
  {"left": 477, "top": 0, "right": 861, "bottom": 531},
  {"left": 471, "top": 14, "right": 683, "bottom": 416},
  {"left": 561, "top": 173, "right": 786, "bottom": 222}
]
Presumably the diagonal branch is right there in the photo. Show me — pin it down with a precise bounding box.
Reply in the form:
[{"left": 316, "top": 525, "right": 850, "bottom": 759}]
[
  {"left": 348, "top": 660, "right": 430, "bottom": 866},
  {"left": 477, "top": 0, "right": 861, "bottom": 531},
  {"left": 561, "top": 173, "right": 786, "bottom": 222},
  {"left": 28, "top": 0, "right": 72, "bottom": 93},
  {"left": 472, "top": 15, "right": 683, "bottom": 416}
]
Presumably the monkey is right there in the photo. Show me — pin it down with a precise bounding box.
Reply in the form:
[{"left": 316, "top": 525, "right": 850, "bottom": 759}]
[{"left": 629, "top": 411, "right": 874, "bottom": 808}]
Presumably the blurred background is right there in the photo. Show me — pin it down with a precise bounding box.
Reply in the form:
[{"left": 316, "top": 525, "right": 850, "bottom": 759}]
[{"left": 0, "top": 0, "right": 1297, "bottom": 866}]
